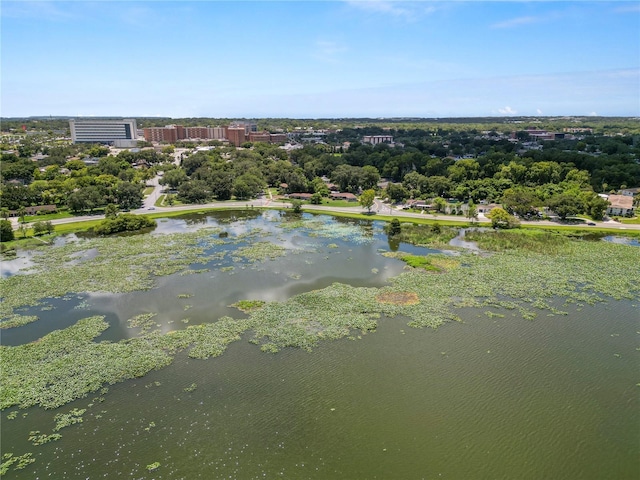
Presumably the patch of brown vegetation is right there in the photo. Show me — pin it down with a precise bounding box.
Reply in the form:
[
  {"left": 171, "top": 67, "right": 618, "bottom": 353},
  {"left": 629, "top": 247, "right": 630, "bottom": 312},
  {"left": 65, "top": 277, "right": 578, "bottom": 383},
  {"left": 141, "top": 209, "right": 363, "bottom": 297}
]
[{"left": 376, "top": 291, "right": 420, "bottom": 306}]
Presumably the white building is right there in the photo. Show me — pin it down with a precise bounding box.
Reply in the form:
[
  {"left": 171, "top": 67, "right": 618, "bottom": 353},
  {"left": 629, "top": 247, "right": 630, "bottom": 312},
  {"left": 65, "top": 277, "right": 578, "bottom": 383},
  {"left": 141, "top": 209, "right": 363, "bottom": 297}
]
[{"left": 69, "top": 119, "right": 138, "bottom": 144}]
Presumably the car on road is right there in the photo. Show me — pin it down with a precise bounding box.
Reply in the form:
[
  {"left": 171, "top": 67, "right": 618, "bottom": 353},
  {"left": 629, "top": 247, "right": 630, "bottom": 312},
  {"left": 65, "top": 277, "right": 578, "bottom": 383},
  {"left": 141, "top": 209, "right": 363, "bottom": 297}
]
[
  {"left": 587, "top": 222, "right": 596, "bottom": 226},
  {"left": 147, "top": 207, "right": 155, "bottom": 210}
]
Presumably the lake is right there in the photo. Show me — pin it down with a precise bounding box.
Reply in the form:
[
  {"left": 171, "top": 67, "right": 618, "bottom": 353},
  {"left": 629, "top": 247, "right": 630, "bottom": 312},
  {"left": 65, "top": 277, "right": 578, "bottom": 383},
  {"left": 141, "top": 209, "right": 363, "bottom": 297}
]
[{"left": 1, "top": 211, "right": 638, "bottom": 479}]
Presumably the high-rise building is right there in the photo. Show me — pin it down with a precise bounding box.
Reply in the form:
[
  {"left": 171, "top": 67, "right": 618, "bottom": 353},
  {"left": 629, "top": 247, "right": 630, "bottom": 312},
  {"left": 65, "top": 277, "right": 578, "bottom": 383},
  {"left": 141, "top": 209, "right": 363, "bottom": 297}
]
[
  {"left": 227, "top": 127, "right": 246, "bottom": 147},
  {"left": 69, "top": 119, "right": 137, "bottom": 144},
  {"left": 143, "top": 127, "right": 178, "bottom": 143}
]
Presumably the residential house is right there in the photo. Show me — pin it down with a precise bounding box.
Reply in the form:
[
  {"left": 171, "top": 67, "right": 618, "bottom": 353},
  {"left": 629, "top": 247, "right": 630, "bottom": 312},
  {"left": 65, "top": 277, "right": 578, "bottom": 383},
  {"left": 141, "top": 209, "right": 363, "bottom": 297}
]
[
  {"left": 606, "top": 195, "right": 635, "bottom": 216},
  {"left": 330, "top": 192, "right": 358, "bottom": 202}
]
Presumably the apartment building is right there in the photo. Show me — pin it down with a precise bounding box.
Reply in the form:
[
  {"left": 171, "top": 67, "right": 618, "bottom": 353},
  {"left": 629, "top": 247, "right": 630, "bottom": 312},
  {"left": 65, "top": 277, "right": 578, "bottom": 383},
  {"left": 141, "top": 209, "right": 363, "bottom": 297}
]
[
  {"left": 362, "top": 135, "right": 393, "bottom": 145},
  {"left": 143, "top": 127, "right": 178, "bottom": 143}
]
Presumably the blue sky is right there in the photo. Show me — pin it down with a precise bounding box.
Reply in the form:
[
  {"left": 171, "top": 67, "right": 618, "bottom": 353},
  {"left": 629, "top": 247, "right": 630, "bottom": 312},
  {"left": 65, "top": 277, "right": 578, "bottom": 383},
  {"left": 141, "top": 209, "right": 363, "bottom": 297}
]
[{"left": 2, "top": 1, "right": 639, "bottom": 118}]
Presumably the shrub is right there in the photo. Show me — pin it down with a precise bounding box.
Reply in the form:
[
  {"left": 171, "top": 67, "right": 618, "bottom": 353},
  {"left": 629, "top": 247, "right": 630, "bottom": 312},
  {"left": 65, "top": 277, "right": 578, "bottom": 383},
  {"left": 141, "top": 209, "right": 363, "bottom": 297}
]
[
  {"left": 0, "top": 220, "right": 14, "bottom": 242},
  {"left": 94, "top": 214, "right": 156, "bottom": 235}
]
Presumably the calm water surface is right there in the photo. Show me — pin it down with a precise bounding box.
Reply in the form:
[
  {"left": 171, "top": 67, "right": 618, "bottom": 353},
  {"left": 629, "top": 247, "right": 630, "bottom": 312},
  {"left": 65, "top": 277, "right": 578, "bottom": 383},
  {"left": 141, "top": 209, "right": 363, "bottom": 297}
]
[{"left": 1, "top": 212, "right": 638, "bottom": 479}]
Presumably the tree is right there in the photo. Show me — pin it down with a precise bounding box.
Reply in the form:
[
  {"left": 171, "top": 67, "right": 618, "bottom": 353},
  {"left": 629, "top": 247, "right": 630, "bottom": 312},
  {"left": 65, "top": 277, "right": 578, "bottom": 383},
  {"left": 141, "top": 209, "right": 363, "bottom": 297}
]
[
  {"left": 208, "top": 171, "right": 234, "bottom": 200},
  {"left": 466, "top": 200, "right": 478, "bottom": 223},
  {"left": 386, "top": 183, "right": 408, "bottom": 203},
  {"left": 45, "top": 221, "right": 54, "bottom": 235},
  {"left": 359, "top": 189, "right": 376, "bottom": 213},
  {"left": 310, "top": 192, "right": 323, "bottom": 205},
  {"left": 232, "top": 179, "right": 252, "bottom": 200},
  {"left": 33, "top": 220, "right": 47, "bottom": 236},
  {"left": 548, "top": 193, "right": 584, "bottom": 220},
  {"left": 104, "top": 203, "right": 119, "bottom": 219},
  {"left": 433, "top": 197, "right": 447, "bottom": 213},
  {"left": 586, "top": 194, "right": 609, "bottom": 220},
  {"left": 0, "top": 208, "right": 9, "bottom": 220},
  {"left": 291, "top": 200, "right": 303, "bottom": 214},
  {"left": 388, "top": 218, "right": 402, "bottom": 236},
  {"left": 361, "top": 165, "right": 381, "bottom": 190},
  {"left": 501, "top": 186, "right": 540, "bottom": 218},
  {"left": 0, "top": 220, "right": 14, "bottom": 242},
  {"left": 159, "top": 169, "right": 187, "bottom": 190},
  {"left": 115, "top": 181, "right": 144, "bottom": 210},
  {"left": 17, "top": 207, "right": 27, "bottom": 224},
  {"left": 487, "top": 207, "right": 519, "bottom": 229}
]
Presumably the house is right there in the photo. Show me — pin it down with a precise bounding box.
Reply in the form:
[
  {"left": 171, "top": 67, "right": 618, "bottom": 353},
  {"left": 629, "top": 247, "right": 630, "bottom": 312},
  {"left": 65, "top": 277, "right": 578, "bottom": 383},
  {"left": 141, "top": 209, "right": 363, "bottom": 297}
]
[
  {"left": 330, "top": 192, "right": 358, "bottom": 202},
  {"left": 619, "top": 187, "right": 640, "bottom": 197},
  {"left": 477, "top": 203, "right": 501, "bottom": 214},
  {"left": 404, "top": 199, "right": 431, "bottom": 210},
  {"left": 8, "top": 205, "right": 57, "bottom": 217},
  {"left": 287, "top": 193, "right": 313, "bottom": 200},
  {"left": 606, "top": 195, "right": 635, "bottom": 216}
]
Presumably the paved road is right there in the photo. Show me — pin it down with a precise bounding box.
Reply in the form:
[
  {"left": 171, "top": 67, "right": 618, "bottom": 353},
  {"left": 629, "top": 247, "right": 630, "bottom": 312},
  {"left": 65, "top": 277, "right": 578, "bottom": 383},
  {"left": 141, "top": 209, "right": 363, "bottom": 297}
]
[{"left": 13, "top": 187, "right": 640, "bottom": 232}]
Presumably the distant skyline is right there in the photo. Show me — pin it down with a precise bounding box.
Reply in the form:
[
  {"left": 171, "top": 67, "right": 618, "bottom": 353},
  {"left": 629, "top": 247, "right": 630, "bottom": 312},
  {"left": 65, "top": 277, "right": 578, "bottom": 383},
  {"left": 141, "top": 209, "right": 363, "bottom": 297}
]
[{"left": 2, "top": 1, "right": 639, "bottom": 118}]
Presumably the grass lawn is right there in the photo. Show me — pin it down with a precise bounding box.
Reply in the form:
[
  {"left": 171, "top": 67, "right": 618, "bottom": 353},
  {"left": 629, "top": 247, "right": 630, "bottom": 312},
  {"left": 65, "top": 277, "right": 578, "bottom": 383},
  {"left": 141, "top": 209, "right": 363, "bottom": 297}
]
[
  {"left": 620, "top": 217, "right": 640, "bottom": 225},
  {"left": 316, "top": 199, "right": 359, "bottom": 208},
  {"left": 22, "top": 211, "right": 75, "bottom": 222}
]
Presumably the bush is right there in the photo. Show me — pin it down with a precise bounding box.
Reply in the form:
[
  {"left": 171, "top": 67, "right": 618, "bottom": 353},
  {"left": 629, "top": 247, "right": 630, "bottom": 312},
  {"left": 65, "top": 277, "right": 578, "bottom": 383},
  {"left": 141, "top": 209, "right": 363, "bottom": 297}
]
[
  {"left": 0, "top": 220, "right": 14, "bottom": 242},
  {"left": 94, "top": 214, "right": 156, "bottom": 235}
]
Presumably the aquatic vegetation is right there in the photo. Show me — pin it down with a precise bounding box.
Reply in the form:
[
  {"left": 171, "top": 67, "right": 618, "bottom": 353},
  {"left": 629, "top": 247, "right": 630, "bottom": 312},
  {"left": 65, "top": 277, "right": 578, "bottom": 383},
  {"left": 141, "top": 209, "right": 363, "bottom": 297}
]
[
  {"left": 230, "top": 300, "right": 266, "bottom": 313},
  {"left": 235, "top": 242, "right": 286, "bottom": 262},
  {"left": 127, "top": 313, "right": 157, "bottom": 334},
  {"left": 0, "top": 229, "right": 230, "bottom": 320},
  {"left": 146, "top": 462, "right": 160, "bottom": 471},
  {"left": 0, "top": 316, "right": 173, "bottom": 409},
  {"left": 28, "top": 431, "right": 62, "bottom": 446},
  {"left": 464, "top": 229, "right": 569, "bottom": 254},
  {"left": 144, "top": 421, "right": 156, "bottom": 431},
  {"left": 177, "top": 294, "right": 193, "bottom": 299},
  {"left": 376, "top": 291, "right": 420, "bottom": 306},
  {"left": 279, "top": 216, "right": 375, "bottom": 244},
  {"left": 180, "top": 268, "right": 210, "bottom": 275},
  {"left": 0, "top": 314, "right": 38, "bottom": 330},
  {"left": 183, "top": 383, "right": 197, "bottom": 392},
  {"left": 53, "top": 408, "right": 86, "bottom": 431},
  {"left": 0, "top": 452, "right": 35, "bottom": 475},
  {"left": 394, "top": 223, "right": 459, "bottom": 248},
  {"left": 1, "top": 214, "right": 638, "bottom": 413},
  {"left": 153, "top": 317, "right": 251, "bottom": 359},
  {"left": 248, "top": 283, "right": 380, "bottom": 352}
]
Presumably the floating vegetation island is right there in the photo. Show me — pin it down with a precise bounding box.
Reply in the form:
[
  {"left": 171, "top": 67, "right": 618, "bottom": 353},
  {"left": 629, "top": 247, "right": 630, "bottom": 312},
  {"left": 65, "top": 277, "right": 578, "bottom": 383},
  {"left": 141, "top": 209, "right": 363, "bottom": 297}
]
[{"left": 1, "top": 214, "right": 639, "bottom": 416}]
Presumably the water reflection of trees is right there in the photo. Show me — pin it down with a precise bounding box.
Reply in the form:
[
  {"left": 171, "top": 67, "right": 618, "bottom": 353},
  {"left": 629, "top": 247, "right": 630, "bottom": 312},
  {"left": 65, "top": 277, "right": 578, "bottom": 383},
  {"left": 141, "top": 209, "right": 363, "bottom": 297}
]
[{"left": 182, "top": 209, "right": 263, "bottom": 225}]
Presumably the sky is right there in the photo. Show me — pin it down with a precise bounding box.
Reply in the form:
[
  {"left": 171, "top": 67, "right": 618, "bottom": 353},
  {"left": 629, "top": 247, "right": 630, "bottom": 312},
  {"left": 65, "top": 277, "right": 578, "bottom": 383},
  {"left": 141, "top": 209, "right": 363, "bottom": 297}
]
[{"left": 2, "top": 0, "right": 639, "bottom": 118}]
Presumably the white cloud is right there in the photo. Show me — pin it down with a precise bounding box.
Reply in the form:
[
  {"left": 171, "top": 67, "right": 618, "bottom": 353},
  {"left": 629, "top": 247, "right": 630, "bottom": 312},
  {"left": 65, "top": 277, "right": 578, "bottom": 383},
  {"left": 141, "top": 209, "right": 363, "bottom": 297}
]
[
  {"left": 498, "top": 106, "right": 517, "bottom": 115},
  {"left": 614, "top": 4, "right": 640, "bottom": 14},
  {"left": 313, "top": 40, "right": 348, "bottom": 63},
  {"left": 491, "top": 16, "right": 539, "bottom": 29},
  {"left": 345, "top": 1, "right": 435, "bottom": 20},
  {"left": 536, "top": 109, "right": 543, "bottom": 115},
  {"left": 589, "top": 111, "right": 598, "bottom": 116},
  {"left": 0, "top": 0, "right": 78, "bottom": 20}
]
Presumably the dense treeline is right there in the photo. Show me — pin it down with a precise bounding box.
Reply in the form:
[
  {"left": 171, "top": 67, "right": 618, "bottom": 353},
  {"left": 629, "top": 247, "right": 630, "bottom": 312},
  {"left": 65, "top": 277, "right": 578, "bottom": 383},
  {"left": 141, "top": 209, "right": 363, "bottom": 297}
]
[
  {"left": 3, "top": 116, "right": 640, "bottom": 135},
  {"left": 1, "top": 119, "right": 638, "bottom": 222},
  {"left": 0, "top": 146, "right": 171, "bottom": 212}
]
